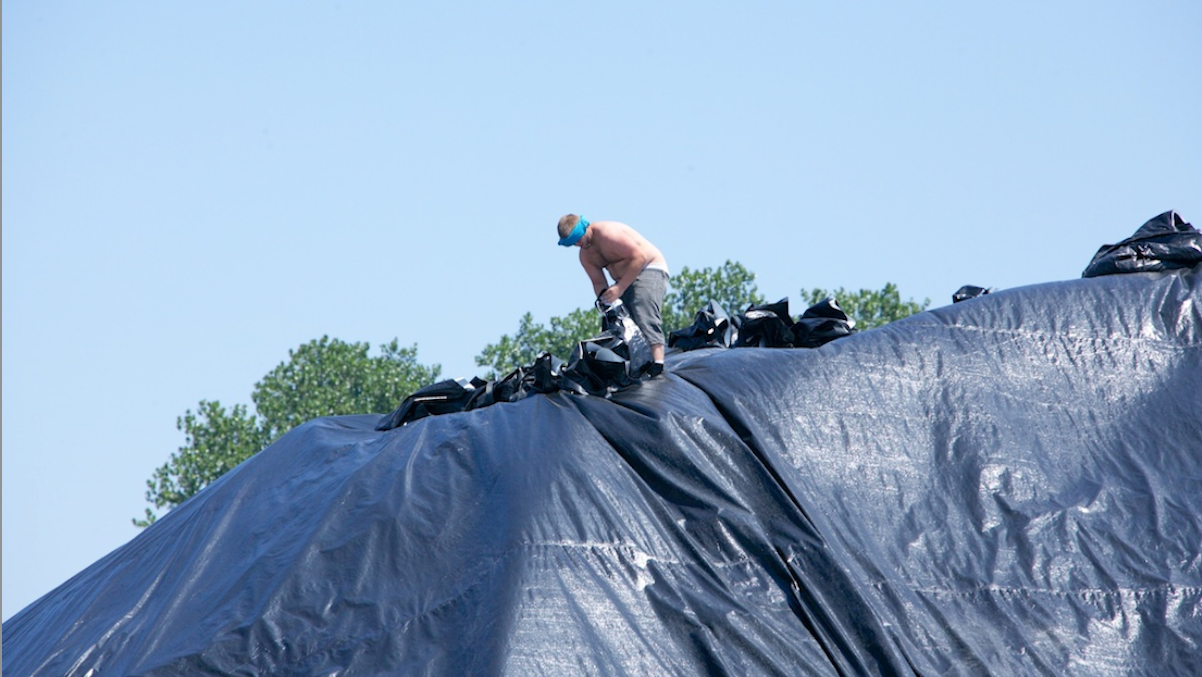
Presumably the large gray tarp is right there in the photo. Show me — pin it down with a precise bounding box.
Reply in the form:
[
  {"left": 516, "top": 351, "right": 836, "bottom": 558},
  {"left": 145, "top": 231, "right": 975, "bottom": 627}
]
[{"left": 6, "top": 268, "right": 1202, "bottom": 676}]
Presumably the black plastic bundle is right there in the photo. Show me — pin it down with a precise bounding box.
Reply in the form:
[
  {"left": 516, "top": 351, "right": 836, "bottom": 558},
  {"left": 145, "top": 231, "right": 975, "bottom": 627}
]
[
  {"left": 467, "top": 352, "right": 567, "bottom": 409},
  {"left": 735, "top": 298, "right": 796, "bottom": 348},
  {"left": 667, "top": 300, "right": 737, "bottom": 350},
  {"left": 595, "top": 298, "right": 653, "bottom": 377},
  {"left": 952, "top": 285, "right": 993, "bottom": 303},
  {"left": 374, "top": 377, "right": 489, "bottom": 430},
  {"left": 791, "top": 297, "right": 856, "bottom": 348},
  {"left": 672, "top": 297, "right": 856, "bottom": 351},
  {"left": 1083, "top": 210, "right": 1201, "bottom": 278},
  {"left": 558, "top": 338, "right": 639, "bottom": 396},
  {"left": 377, "top": 301, "right": 653, "bottom": 429}
]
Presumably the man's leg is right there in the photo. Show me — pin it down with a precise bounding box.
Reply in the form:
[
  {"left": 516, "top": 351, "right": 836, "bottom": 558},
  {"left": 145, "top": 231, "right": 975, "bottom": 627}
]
[
  {"left": 622, "top": 269, "right": 668, "bottom": 374},
  {"left": 646, "top": 344, "right": 666, "bottom": 377}
]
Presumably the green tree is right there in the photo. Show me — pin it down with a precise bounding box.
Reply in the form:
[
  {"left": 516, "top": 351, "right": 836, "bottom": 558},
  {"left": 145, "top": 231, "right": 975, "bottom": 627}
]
[
  {"left": 252, "top": 337, "right": 438, "bottom": 439},
  {"left": 661, "top": 260, "right": 764, "bottom": 332},
  {"left": 474, "top": 308, "right": 602, "bottom": 379},
  {"left": 135, "top": 400, "right": 269, "bottom": 527},
  {"left": 802, "top": 282, "right": 930, "bottom": 330},
  {"left": 475, "top": 260, "right": 764, "bottom": 377},
  {"left": 136, "top": 336, "right": 439, "bottom": 527}
]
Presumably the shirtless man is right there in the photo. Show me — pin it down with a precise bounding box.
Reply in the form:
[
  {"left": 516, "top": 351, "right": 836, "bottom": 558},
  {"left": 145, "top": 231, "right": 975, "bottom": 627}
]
[{"left": 557, "top": 214, "right": 670, "bottom": 373}]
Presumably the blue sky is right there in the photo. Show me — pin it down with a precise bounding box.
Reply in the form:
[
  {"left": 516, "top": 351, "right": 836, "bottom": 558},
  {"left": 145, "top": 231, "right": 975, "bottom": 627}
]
[{"left": 3, "top": 1, "right": 1199, "bottom": 621}]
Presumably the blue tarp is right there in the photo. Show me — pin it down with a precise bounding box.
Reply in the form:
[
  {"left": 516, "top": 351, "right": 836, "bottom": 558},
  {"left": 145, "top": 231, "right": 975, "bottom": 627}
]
[{"left": 5, "top": 265, "right": 1201, "bottom": 676}]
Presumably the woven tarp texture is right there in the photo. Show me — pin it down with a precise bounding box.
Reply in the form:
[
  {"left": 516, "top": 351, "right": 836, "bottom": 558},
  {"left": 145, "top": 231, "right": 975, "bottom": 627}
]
[{"left": 5, "top": 267, "right": 1201, "bottom": 676}]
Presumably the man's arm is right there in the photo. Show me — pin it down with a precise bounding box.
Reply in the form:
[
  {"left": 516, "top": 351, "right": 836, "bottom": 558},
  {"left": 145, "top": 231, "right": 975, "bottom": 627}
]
[
  {"left": 580, "top": 256, "right": 611, "bottom": 298},
  {"left": 604, "top": 250, "right": 650, "bottom": 301},
  {"left": 598, "top": 246, "right": 650, "bottom": 303},
  {"left": 592, "top": 226, "right": 650, "bottom": 302}
]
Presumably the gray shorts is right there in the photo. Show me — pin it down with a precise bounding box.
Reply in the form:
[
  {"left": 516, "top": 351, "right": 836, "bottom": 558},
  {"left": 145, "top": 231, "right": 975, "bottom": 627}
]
[{"left": 621, "top": 268, "right": 669, "bottom": 346}]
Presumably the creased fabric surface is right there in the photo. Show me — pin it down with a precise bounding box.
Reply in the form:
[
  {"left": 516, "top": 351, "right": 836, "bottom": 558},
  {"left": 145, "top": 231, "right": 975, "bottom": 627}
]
[{"left": 6, "top": 269, "right": 1201, "bottom": 676}]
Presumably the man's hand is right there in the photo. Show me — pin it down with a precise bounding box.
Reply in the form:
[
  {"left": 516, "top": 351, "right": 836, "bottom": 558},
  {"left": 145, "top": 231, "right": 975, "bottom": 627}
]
[{"left": 600, "top": 285, "right": 622, "bottom": 304}]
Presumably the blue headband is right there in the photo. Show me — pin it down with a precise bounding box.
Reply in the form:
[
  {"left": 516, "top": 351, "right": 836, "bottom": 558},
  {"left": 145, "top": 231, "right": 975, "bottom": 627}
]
[{"left": 558, "top": 218, "right": 590, "bottom": 246}]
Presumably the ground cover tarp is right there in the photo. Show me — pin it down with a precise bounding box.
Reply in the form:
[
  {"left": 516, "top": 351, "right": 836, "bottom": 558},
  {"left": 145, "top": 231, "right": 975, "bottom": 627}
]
[{"left": 5, "top": 266, "right": 1201, "bottom": 676}]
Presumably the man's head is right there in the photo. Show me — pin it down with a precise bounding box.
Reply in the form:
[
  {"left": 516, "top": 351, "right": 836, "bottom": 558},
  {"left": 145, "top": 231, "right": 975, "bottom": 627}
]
[{"left": 557, "top": 214, "right": 590, "bottom": 247}]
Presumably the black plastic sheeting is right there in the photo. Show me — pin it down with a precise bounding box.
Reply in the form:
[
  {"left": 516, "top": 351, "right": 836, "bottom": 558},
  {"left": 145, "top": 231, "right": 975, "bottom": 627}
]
[
  {"left": 669, "top": 296, "right": 855, "bottom": 351},
  {"left": 7, "top": 210, "right": 1202, "bottom": 675},
  {"left": 952, "top": 284, "right": 993, "bottom": 303},
  {"left": 1083, "top": 210, "right": 1201, "bottom": 278},
  {"left": 7, "top": 264, "right": 1201, "bottom": 676},
  {"left": 377, "top": 300, "right": 656, "bottom": 429},
  {"left": 667, "top": 299, "right": 738, "bottom": 351},
  {"left": 382, "top": 296, "right": 856, "bottom": 430}
]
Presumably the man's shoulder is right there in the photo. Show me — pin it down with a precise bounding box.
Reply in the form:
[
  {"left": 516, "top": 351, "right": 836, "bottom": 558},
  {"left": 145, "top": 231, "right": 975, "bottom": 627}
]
[{"left": 590, "top": 221, "right": 633, "bottom": 238}]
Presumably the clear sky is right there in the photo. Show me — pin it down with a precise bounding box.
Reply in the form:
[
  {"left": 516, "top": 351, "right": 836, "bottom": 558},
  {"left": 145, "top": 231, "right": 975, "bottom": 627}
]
[{"left": 3, "top": 2, "right": 1199, "bottom": 621}]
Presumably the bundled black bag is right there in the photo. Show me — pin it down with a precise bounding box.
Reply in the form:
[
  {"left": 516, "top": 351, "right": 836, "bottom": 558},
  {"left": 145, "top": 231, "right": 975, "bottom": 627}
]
[
  {"left": 376, "top": 377, "right": 489, "bottom": 430},
  {"left": 1082, "top": 211, "right": 1201, "bottom": 278},
  {"left": 560, "top": 299, "right": 653, "bottom": 395},
  {"left": 952, "top": 285, "right": 993, "bottom": 303},
  {"left": 596, "top": 298, "right": 653, "bottom": 375},
  {"left": 791, "top": 297, "right": 855, "bottom": 348},
  {"left": 560, "top": 339, "right": 637, "bottom": 396},
  {"left": 377, "top": 300, "right": 656, "bottom": 428},
  {"left": 673, "top": 297, "right": 856, "bottom": 352},
  {"left": 735, "top": 298, "right": 796, "bottom": 348},
  {"left": 529, "top": 352, "right": 565, "bottom": 393},
  {"left": 668, "top": 300, "right": 737, "bottom": 351}
]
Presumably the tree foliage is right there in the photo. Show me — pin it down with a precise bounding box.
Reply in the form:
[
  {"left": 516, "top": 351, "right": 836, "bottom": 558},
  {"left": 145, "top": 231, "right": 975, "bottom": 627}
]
[
  {"left": 803, "top": 282, "right": 930, "bottom": 330},
  {"left": 474, "top": 309, "right": 601, "bottom": 379},
  {"left": 475, "top": 260, "right": 764, "bottom": 377},
  {"left": 252, "top": 337, "right": 438, "bottom": 439},
  {"left": 136, "top": 400, "right": 268, "bottom": 527},
  {"left": 661, "top": 260, "right": 764, "bottom": 332},
  {"left": 136, "top": 337, "right": 439, "bottom": 526}
]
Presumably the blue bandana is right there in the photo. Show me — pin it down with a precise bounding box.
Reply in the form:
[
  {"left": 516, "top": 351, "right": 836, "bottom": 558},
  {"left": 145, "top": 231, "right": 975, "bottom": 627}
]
[{"left": 558, "top": 218, "right": 590, "bottom": 246}]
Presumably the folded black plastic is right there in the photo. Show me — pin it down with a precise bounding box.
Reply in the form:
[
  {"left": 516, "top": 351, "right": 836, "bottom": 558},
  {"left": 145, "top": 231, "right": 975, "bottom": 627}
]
[
  {"left": 791, "top": 297, "right": 856, "bottom": 348},
  {"left": 378, "top": 300, "right": 653, "bottom": 429},
  {"left": 598, "top": 297, "right": 653, "bottom": 373},
  {"left": 667, "top": 300, "right": 737, "bottom": 350},
  {"left": 383, "top": 296, "right": 856, "bottom": 431},
  {"left": 735, "top": 298, "right": 796, "bottom": 348},
  {"left": 952, "top": 284, "right": 992, "bottom": 303},
  {"left": 8, "top": 268, "right": 1202, "bottom": 676},
  {"left": 1082, "top": 210, "right": 1202, "bottom": 278},
  {"left": 671, "top": 297, "right": 856, "bottom": 352},
  {"left": 373, "top": 376, "right": 487, "bottom": 429}
]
